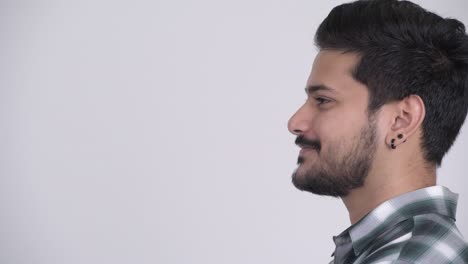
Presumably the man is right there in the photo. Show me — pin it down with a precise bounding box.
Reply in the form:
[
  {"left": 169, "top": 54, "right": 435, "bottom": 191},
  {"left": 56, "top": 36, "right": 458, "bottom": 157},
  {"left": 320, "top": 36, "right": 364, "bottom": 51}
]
[{"left": 287, "top": 0, "right": 468, "bottom": 263}]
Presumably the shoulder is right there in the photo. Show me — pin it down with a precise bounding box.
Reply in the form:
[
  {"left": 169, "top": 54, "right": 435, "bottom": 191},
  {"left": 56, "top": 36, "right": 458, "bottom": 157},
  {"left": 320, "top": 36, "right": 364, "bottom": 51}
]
[
  {"left": 362, "top": 214, "right": 468, "bottom": 264},
  {"left": 395, "top": 213, "right": 468, "bottom": 263}
]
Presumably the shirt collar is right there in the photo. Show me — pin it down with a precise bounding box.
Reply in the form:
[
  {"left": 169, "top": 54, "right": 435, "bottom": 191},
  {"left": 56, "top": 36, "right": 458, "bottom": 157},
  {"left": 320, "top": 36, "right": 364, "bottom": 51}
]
[{"left": 331, "top": 185, "right": 459, "bottom": 257}]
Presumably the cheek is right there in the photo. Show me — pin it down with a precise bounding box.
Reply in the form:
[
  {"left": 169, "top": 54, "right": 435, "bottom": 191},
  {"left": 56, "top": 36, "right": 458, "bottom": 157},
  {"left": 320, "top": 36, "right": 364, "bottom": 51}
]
[{"left": 315, "top": 110, "right": 364, "bottom": 141}]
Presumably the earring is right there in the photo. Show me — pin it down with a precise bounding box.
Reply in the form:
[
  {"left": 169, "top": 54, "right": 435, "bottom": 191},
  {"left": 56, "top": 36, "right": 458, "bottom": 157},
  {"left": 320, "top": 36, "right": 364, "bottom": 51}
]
[
  {"left": 391, "top": 134, "right": 406, "bottom": 149},
  {"left": 398, "top": 134, "right": 407, "bottom": 143}
]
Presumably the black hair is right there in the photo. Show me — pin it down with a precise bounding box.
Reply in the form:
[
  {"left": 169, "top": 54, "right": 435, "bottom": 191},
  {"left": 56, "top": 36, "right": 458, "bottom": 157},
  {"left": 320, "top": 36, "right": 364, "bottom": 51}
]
[{"left": 315, "top": 0, "right": 468, "bottom": 167}]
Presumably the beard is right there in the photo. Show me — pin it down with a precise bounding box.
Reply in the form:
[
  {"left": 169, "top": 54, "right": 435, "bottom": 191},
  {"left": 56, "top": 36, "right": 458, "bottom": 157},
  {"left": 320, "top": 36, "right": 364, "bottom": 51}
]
[{"left": 291, "top": 114, "right": 378, "bottom": 198}]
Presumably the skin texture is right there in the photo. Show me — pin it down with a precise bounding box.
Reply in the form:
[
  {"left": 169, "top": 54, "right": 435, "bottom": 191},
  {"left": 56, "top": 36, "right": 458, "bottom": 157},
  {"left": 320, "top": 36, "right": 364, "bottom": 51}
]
[{"left": 288, "top": 50, "right": 437, "bottom": 225}]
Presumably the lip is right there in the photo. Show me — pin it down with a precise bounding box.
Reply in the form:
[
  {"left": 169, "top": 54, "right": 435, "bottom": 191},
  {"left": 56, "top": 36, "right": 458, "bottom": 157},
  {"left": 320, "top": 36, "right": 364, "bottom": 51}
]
[{"left": 300, "top": 147, "right": 316, "bottom": 155}]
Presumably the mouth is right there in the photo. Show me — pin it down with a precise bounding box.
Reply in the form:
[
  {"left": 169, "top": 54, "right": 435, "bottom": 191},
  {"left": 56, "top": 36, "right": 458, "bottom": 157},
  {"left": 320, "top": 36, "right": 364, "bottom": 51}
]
[{"left": 299, "top": 147, "right": 317, "bottom": 155}]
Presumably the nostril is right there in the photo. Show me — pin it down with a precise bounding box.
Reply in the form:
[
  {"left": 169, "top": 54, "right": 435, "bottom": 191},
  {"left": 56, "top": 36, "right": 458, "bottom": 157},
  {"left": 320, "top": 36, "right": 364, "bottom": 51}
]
[
  {"left": 290, "top": 128, "right": 304, "bottom": 136},
  {"left": 288, "top": 112, "right": 308, "bottom": 135}
]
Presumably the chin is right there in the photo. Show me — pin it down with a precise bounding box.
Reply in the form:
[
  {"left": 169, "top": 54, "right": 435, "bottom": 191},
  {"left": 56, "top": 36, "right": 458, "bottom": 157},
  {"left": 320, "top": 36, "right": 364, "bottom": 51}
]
[{"left": 291, "top": 169, "right": 310, "bottom": 190}]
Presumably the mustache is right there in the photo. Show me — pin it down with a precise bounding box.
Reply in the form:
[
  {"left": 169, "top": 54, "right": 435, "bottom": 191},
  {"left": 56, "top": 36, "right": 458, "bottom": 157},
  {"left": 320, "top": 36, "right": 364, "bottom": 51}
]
[{"left": 295, "top": 135, "right": 321, "bottom": 151}]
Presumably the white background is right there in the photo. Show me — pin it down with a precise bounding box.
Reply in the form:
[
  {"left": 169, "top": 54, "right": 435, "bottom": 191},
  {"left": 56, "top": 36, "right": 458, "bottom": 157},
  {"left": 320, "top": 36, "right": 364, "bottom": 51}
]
[{"left": 1, "top": 0, "right": 468, "bottom": 263}]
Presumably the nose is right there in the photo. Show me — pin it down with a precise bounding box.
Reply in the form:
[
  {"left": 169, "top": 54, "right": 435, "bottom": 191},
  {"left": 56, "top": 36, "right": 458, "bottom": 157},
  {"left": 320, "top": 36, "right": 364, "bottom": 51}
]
[{"left": 287, "top": 104, "right": 311, "bottom": 136}]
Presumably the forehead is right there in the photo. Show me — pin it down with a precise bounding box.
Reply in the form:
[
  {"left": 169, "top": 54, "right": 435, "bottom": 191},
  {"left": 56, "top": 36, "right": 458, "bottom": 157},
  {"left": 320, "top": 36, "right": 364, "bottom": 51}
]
[{"left": 307, "top": 50, "right": 365, "bottom": 95}]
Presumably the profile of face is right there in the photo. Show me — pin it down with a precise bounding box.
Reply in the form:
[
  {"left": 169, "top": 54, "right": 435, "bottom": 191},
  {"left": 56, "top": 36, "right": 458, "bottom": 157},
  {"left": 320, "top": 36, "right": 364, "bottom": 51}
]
[{"left": 288, "top": 50, "right": 380, "bottom": 198}]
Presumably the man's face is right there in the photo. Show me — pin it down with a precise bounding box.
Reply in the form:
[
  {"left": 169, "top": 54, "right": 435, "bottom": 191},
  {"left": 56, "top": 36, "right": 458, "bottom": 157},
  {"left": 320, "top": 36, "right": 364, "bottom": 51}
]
[{"left": 287, "top": 50, "right": 379, "bottom": 197}]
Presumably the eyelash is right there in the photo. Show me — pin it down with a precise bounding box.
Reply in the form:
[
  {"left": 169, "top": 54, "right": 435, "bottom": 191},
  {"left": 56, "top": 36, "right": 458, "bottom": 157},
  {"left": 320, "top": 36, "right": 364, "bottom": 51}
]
[{"left": 314, "top": 97, "right": 331, "bottom": 105}]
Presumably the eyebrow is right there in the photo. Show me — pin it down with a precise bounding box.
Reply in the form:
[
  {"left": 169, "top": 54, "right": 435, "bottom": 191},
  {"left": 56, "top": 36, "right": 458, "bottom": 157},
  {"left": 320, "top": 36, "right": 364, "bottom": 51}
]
[{"left": 304, "top": 84, "right": 337, "bottom": 95}]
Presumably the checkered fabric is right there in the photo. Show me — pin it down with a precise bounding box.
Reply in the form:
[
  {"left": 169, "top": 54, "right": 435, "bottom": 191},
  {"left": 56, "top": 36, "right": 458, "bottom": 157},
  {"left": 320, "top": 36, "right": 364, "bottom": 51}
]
[{"left": 328, "top": 185, "right": 468, "bottom": 264}]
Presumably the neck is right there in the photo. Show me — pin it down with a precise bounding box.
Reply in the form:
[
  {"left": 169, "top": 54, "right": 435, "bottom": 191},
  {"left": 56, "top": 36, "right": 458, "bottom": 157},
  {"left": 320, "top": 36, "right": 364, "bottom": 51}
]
[{"left": 341, "top": 160, "right": 437, "bottom": 225}]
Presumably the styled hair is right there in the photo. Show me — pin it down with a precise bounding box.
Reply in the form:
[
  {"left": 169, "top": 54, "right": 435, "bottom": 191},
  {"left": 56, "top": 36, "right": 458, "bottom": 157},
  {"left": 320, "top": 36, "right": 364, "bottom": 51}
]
[{"left": 315, "top": 0, "right": 468, "bottom": 167}]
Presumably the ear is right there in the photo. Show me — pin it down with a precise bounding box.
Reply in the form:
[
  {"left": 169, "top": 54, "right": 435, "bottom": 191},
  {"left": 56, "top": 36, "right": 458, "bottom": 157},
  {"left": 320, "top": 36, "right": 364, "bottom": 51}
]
[{"left": 385, "top": 95, "right": 425, "bottom": 149}]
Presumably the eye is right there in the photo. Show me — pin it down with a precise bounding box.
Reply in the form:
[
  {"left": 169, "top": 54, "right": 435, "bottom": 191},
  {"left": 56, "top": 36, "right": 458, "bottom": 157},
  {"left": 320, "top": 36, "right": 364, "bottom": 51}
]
[{"left": 314, "top": 97, "right": 331, "bottom": 105}]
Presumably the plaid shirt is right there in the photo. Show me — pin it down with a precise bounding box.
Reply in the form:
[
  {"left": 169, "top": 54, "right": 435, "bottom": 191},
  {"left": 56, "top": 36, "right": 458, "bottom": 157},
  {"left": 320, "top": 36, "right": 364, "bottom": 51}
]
[{"left": 329, "top": 185, "right": 468, "bottom": 264}]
